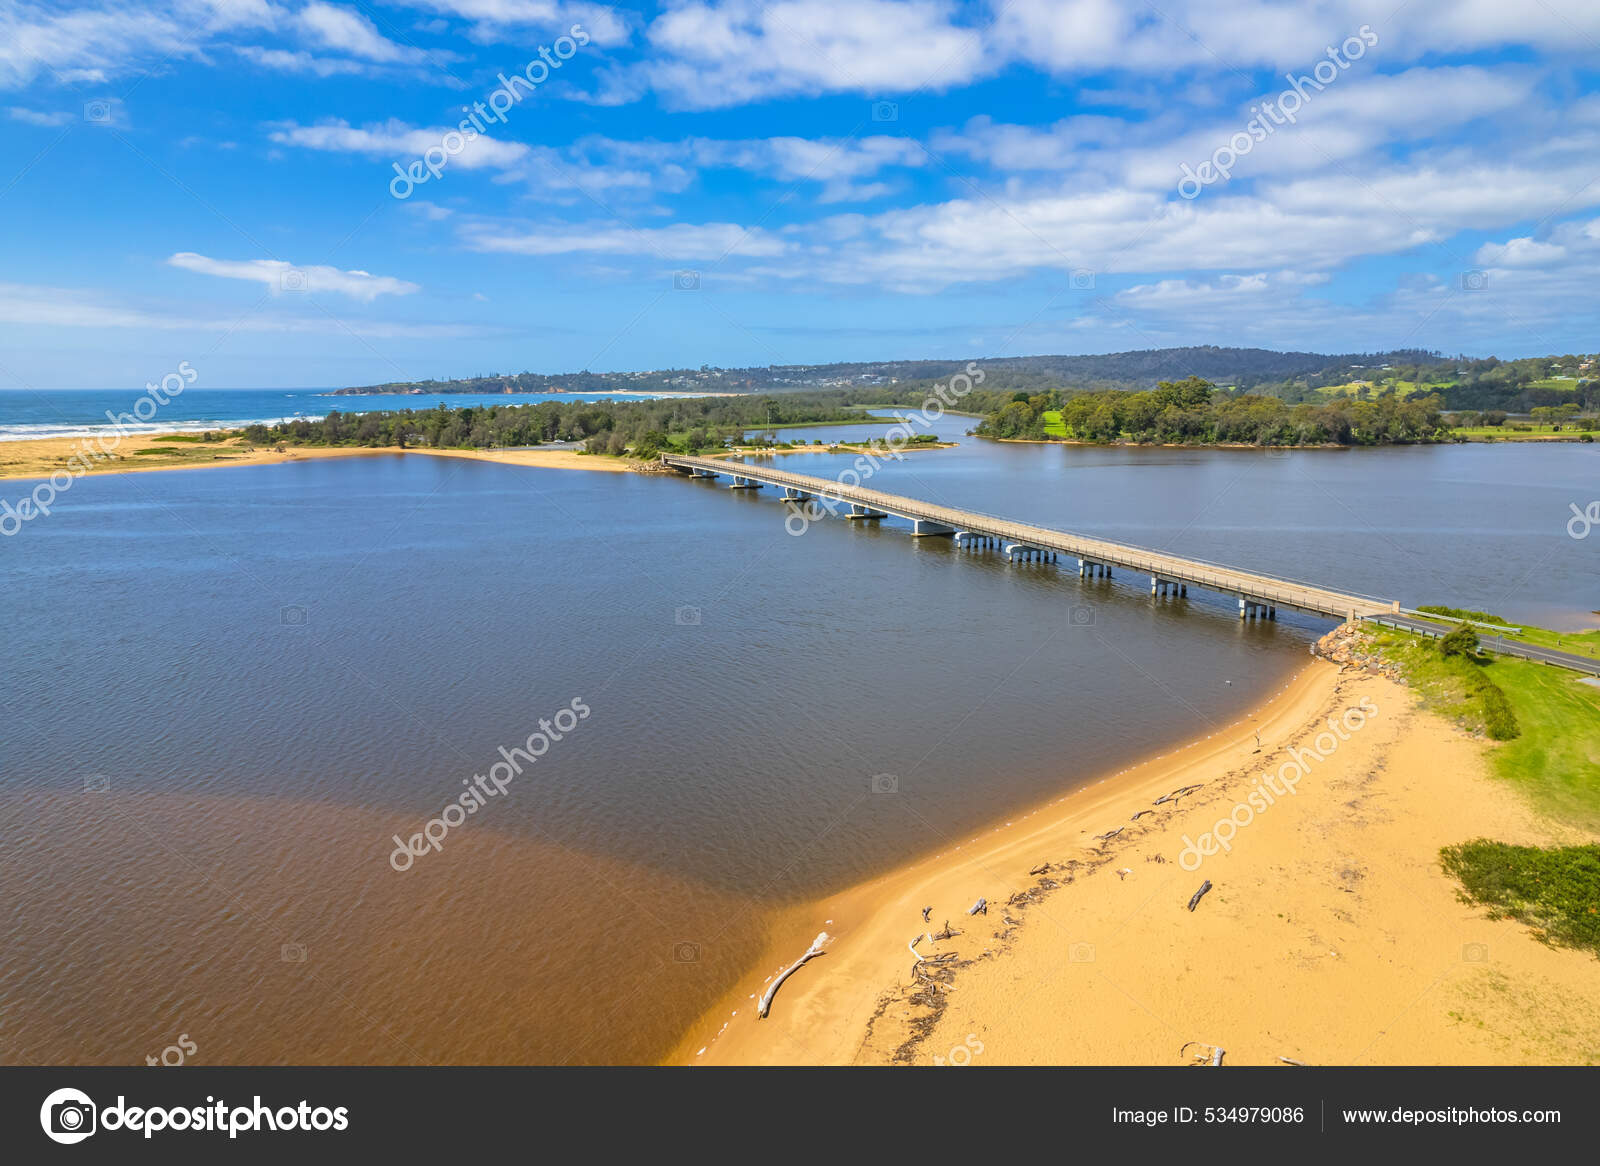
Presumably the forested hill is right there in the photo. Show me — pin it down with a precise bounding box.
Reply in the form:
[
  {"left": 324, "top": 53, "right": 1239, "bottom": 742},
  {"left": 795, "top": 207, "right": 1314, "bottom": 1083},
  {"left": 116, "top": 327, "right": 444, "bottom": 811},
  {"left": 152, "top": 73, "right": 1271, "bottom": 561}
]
[{"left": 337, "top": 346, "right": 1439, "bottom": 397}]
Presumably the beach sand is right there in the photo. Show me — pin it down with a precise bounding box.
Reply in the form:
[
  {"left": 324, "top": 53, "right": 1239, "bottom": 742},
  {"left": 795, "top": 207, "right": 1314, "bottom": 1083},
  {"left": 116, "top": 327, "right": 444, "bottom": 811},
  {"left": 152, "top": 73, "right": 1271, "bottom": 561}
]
[
  {"left": 672, "top": 660, "right": 1600, "bottom": 1066},
  {"left": 0, "top": 434, "right": 642, "bottom": 481}
]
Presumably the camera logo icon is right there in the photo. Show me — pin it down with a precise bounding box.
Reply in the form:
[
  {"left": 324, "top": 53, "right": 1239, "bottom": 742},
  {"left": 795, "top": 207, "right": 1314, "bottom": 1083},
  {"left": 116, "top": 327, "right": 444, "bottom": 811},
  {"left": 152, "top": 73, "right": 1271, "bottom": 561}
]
[
  {"left": 673, "top": 269, "right": 700, "bottom": 290},
  {"left": 1069, "top": 942, "right": 1096, "bottom": 963},
  {"left": 41, "top": 1088, "right": 97, "bottom": 1144},
  {"left": 675, "top": 605, "right": 701, "bottom": 626},
  {"left": 1460, "top": 269, "right": 1488, "bottom": 292},
  {"left": 672, "top": 940, "right": 701, "bottom": 963},
  {"left": 279, "top": 268, "right": 308, "bottom": 293},
  {"left": 281, "top": 942, "right": 308, "bottom": 963},
  {"left": 280, "top": 604, "right": 307, "bottom": 627},
  {"left": 870, "top": 772, "right": 898, "bottom": 794},
  {"left": 83, "top": 101, "right": 111, "bottom": 125},
  {"left": 871, "top": 100, "right": 899, "bottom": 122},
  {"left": 1461, "top": 942, "right": 1490, "bottom": 963},
  {"left": 1069, "top": 604, "right": 1096, "bottom": 627},
  {"left": 83, "top": 773, "right": 110, "bottom": 793},
  {"left": 1069, "top": 268, "right": 1095, "bottom": 290}
]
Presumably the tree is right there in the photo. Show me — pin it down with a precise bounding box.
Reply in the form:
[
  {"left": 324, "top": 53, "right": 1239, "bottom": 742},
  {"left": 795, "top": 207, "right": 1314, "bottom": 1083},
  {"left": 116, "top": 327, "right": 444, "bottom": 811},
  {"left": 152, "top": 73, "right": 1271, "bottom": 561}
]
[{"left": 1440, "top": 625, "right": 1479, "bottom": 658}]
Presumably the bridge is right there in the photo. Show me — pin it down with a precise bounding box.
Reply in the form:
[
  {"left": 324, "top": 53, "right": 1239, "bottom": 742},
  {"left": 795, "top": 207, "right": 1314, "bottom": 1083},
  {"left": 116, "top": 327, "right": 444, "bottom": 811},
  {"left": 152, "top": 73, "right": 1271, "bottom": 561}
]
[{"left": 661, "top": 454, "right": 1401, "bottom": 623}]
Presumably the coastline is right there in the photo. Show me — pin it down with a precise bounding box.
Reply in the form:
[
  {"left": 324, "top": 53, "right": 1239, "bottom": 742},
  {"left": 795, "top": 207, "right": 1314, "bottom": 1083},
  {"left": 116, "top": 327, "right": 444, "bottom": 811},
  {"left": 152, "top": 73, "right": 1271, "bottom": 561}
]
[
  {"left": 0, "top": 434, "right": 645, "bottom": 481},
  {"left": 670, "top": 655, "right": 1600, "bottom": 1066}
]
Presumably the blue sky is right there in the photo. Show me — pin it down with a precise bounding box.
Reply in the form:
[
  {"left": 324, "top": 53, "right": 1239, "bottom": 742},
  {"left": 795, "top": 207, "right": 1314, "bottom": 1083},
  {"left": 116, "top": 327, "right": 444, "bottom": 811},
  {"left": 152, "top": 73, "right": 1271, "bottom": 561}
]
[{"left": 3, "top": 0, "right": 1600, "bottom": 388}]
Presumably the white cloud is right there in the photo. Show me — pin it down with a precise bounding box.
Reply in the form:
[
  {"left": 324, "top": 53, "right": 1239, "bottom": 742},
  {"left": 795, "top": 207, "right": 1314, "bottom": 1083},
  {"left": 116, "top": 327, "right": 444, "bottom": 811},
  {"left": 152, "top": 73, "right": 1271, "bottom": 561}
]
[
  {"left": 6, "top": 106, "right": 74, "bottom": 126},
  {"left": 269, "top": 118, "right": 530, "bottom": 169},
  {"left": 0, "top": 280, "right": 476, "bottom": 338},
  {"left": 633, "top": 0, "right": 990, "bottom": 110},
  {"left": 294, "top": 2, "right": 422, "bottom": 63},
  {"left": 461, "top": 219, "right": 788, "bottom": 260},
  {"left": 397, "top": 0, "right": 631, "bottom": 46},
  {"left": 167, "top": 252, "right": 421, "bottom": 301}
]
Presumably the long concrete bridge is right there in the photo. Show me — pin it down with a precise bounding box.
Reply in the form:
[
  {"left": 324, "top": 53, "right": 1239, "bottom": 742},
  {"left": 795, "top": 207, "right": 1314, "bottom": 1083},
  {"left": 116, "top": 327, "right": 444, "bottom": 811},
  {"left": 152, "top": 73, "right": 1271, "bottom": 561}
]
[{"left": 662, "top": 454, "right": 1400, "bottom": 623}]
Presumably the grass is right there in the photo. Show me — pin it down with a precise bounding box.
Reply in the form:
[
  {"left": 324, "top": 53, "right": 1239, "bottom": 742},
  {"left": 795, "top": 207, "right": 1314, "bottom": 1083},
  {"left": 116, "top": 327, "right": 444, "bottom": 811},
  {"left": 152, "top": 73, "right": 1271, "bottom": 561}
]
[
  {"left": 1440, "top": 840, "right": 1600, "bottom": 958},
  {"left": 1040, "top": 410, "right": 1068, "bottom": 437},
  {"left": 1368, "top": 617, "right": 1600, "bottom": 959},
  {"left": 1318, "top": 378, "right": 1454, "bottom": 399},
  {"left": 1450, "top": 424, "right": 1591, "bottom": 440},
  {"left": 1369, "top": 626, "right": 1600, "bottom": 829},
  {"left": 1408, "top": 608, "right": 1600, "bottom": 657},
  {"left": 149, "top": 433, "right": 205, "bottom": 442}
]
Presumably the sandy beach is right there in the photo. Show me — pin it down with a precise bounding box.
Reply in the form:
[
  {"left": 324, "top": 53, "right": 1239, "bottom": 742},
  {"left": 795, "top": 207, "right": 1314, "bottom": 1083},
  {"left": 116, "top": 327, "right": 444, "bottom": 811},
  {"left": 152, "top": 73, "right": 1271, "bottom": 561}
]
[
  {"left": 672, "top": 657, "right": 1600, "bottom": 1066},
  {"left": 0, "top": 433, "right": 644, "bottom": 481}
]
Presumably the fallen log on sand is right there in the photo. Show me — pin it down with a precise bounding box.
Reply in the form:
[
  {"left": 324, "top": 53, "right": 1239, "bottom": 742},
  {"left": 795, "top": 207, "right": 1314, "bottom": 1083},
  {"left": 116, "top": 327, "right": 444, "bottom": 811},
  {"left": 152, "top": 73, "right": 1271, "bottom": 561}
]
[
  {"left": 1187, "top": 879, "right": 1213, "bottom": 912},
  {"left": 1181, "top": 1040, "right": 1225, "bottom": 1067},
  {"left": 967, "top": 897, "right": 987, "bottom": 916},
  {"left": 1155, "top": 783, "right": 1204, "bottom": 805},
  {"left": 757, "top": 932, "right": 831, "bottom": 1019}
]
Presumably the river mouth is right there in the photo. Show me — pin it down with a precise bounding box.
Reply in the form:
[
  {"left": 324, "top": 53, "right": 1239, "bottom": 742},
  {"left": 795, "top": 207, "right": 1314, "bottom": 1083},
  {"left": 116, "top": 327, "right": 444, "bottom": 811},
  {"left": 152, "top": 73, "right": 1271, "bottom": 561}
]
[{"left": 4, "top": 436, "right": 1594, "bottom": 1063}]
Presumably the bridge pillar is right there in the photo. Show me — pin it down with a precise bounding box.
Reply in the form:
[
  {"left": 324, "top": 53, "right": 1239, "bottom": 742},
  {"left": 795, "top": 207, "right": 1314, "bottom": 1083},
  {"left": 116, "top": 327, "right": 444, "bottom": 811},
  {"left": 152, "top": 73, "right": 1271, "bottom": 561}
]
[
  {"left": 1239, "top": 597, "right": 1248, "bottom": 620},
  {"left": 729, "top": 476, "right": 763, "bottom": 489},
  {"left": 780, "top": 488, "right": 809, "bottom": 501},
  {"left": 846, "top": 504, "right": 885, "bottom": 520},
  {"left": 912, "top": 519, "right": 954, "bottom": 537}
]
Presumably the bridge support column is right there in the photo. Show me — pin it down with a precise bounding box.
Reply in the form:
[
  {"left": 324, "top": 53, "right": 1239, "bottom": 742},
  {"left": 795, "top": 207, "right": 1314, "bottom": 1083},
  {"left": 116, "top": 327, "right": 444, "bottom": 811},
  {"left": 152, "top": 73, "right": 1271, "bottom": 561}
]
[
  {"left": 780, "top": 488, "right": 809, "bottom": 501},
  {"left": 1239, "top": 598, "right": 1248, "bottom": 620},
  {"left": 729, "top": 476, "right": 763, "bottom": 489},
  {"left": 912, "top": 519, "right": 954, "bottom": 537},
  {"left": 846, "top": 504, "right": 885, "bottom": 520}
]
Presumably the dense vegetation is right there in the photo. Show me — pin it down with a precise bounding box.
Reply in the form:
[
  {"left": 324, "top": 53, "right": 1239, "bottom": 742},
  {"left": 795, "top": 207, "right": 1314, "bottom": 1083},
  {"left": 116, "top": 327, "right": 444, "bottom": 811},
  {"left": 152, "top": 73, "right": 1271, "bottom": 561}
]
[
  {"left": 975, "top": 376, "right": 1449, "bottom": 445},
  {"left": 234, "top": 391, "right": 971, "bottom": 457},
  {"left": 1441, "top": 841, "right": 1600, "bottom": 958},
  {"left": 337, "top": 346, "right": 1446, "bottom": 398}
]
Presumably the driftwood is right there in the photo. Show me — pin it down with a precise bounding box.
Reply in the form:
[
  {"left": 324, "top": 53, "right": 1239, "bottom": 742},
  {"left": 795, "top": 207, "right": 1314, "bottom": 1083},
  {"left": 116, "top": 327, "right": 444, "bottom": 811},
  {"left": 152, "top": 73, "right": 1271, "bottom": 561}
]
[
  {"left": 757, "top": 931, "right": 830, "bottom": 1018},
  {"left": 1155, "top": 783, "right": 1204, "bottom": 805},
  {"left": 933, "top": 920, "right": 956, "bottom": 940},
  {"left": 1186, "top": 880, "right": 1213, "bottom": 912},
  {"left": 1279, "top": 1057, "right": 1307, "bottom": 1067},
  {"left": 921, "top": 906, "right": 932, "bottom": 922},
  {"left": 1130, "top": 810, "right": 1154, "bottom": 821},
  {"left": 908, "top": 932, "right": 929, "bottom": 965},
  {"left": 1181, "top": 1041, "right": 1225, "bottom": 1067},
  {"left": 967, "top": 897, "right": 987, "bottom": 916},
  {"left": 1028, "top": 862, "right": 1051, "bottom": 875},
  {"left": 1116, "top": 868, "right": 1131, "bottom": 881},
  {"left": 1094, "top": 826, "right": 1124, "bottom": 842}
]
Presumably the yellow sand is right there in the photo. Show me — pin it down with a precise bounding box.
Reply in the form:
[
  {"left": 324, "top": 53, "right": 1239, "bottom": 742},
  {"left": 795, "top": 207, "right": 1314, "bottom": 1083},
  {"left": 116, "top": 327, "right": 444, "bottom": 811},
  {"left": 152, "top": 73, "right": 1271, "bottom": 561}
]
[
  {"left": 0, "top": 434, "right": 643, "bottom": 481},
  {"left": 672, "top": 662, "right": 1600, "bottom": 1065}
]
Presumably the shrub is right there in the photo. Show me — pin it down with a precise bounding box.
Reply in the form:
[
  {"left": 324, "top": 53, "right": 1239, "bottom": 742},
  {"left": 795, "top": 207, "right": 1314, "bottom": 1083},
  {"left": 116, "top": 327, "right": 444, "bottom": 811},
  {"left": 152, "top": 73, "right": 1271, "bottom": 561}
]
[
  {"left": 1440, "top": 625, "right": 1480, "bottom": 657},
  {"left": 1441, "top": 840, "right": 1600, "bottom": 957}
]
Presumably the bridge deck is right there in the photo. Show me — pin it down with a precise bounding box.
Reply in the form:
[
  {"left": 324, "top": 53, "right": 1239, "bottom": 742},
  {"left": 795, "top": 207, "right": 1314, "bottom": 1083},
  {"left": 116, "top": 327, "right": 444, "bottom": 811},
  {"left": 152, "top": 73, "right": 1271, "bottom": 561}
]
[{"left": 663, "top": 454, "right": 1398, "bottom": 621}]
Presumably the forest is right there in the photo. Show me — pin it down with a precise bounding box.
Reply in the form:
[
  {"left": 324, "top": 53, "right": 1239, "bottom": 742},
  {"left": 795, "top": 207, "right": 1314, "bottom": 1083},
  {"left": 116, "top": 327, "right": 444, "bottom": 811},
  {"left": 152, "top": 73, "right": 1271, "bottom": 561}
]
[{"left": 974, "top": 377, "right": 1452, "bottom": 446}]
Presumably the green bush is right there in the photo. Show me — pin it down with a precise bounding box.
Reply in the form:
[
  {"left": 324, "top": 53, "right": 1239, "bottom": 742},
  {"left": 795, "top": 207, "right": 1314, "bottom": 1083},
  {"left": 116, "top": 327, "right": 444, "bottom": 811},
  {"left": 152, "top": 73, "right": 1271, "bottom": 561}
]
[
  {"left": 1440, "top": 625, "right": 1480, "bottom": 657},
  {"left": 1441, "top": 840, "right": 1600, "bottom": 957}
]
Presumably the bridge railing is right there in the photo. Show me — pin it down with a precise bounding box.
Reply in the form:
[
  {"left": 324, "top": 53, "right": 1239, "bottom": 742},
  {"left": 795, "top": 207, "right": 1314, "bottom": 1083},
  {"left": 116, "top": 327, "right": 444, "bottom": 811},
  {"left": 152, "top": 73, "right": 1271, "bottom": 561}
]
[{"left": 663, "top": 454, "right": 1396, "bottom": 614}]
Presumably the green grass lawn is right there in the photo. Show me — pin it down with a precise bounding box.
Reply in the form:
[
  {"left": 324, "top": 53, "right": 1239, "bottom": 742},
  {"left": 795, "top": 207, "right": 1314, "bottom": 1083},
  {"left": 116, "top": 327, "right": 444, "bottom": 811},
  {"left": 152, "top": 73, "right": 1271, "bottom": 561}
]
[
  {"left": 1370, "top": 628, "right": 1600, "bottom": 829},
  {"left": 1370, "top": 618, "right": 1600, "bottom": 959},
  {"left": 1040, "top": 410, "right": 1068, "bottom": 437},
  {"left": 1450, "top": 424, "right": 1591, "bottom": 439}
]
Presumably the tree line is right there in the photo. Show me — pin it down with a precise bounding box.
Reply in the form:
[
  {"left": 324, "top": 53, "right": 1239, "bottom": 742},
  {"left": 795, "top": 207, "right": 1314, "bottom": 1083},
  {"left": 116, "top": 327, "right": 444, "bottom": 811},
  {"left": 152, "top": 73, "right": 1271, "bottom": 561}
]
[{"left": 976, "top": 377, "right": 1450, "bottom": 445}]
